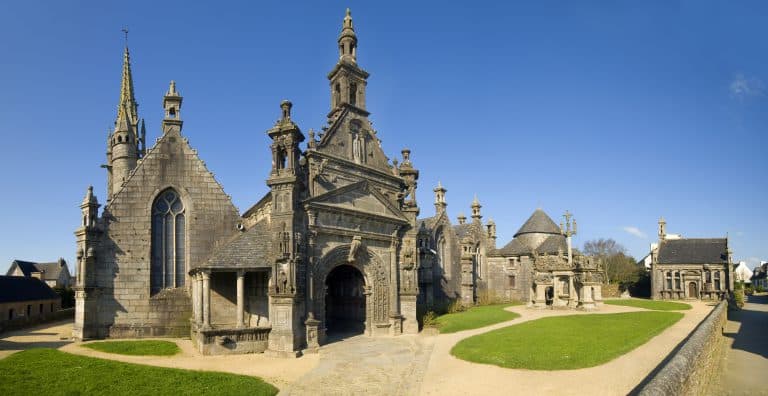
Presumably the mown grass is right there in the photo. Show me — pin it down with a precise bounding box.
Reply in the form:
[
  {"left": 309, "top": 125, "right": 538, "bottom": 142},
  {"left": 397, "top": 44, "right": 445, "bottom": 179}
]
[
  {"left": 82, "top": 340, "right": 181, "bottom": 356},
  {"left": 451, "top": 311, "right": 683, "bottom": 370},
  {"left": 435, "top": 303, "right": 521, "bottom": 334},
  {"left": 0, "top": 349, "right": 278, "bottom": 396},
  {"left": 604, "top": 298, "right": 692, "bottom": 311}
]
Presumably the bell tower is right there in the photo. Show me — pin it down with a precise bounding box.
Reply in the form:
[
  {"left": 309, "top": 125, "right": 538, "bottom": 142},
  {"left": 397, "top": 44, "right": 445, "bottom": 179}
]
[
  {"left": 162, "top": 80, "right": 183, "bottom": 135},
  {"left": 106, "top": 44, "right": 143, "bottom": 201},
  {"left": 328, "top": 9, "right": 370, "bottom": 114}
]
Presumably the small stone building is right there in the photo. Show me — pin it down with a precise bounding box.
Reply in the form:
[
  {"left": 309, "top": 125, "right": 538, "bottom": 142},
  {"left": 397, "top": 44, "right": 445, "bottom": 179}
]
[
  {"left": 650, "top": 218, "right": 732, "bottom": 300},
  {"left": 486, "top": 209, "right": 603, "bottom": 309},
  {"left": 0, "top": 276, "right": 62, "bottom": 327},
  {"left": 6, "top": 258, "right": 72, "bottom": 288}
]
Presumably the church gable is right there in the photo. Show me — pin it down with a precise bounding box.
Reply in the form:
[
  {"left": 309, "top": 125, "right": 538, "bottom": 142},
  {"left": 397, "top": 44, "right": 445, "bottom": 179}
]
[
  {"left": 316, "top": 109, "right": 391, "bottom": 173},
  {"left": 104, "top": 128, "right": 241, "bottom": 271}
]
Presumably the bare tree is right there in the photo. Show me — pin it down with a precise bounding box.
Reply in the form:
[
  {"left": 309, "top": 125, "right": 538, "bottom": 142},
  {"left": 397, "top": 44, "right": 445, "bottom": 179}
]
[{"left": 583, "top": 238, "right": 627, "bottom": 284}]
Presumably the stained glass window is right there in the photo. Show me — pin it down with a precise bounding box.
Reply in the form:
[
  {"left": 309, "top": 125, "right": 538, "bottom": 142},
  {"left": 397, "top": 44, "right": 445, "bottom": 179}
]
[{"left": 150, "top": 189, "right": 186, "bottom": 295}]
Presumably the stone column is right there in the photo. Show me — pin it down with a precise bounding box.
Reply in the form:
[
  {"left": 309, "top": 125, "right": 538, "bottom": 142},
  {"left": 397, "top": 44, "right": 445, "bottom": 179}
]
[
  {"left": 196, "top": 274, "right": 204, "bottom": 324},
  {"left": 192, "top": 273, "right": 201, "bottom": 326},
  {"left": 236, "top": 270, "right": 245, "bottom": 328},
  {"left": 202, "top": 270, "right": 211, "bottom": 329}
]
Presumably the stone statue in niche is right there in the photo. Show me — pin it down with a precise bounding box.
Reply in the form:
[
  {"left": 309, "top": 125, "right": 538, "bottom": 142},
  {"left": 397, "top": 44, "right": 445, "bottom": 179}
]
[
  {"left": 278, "top": 270, "right": 288, "bottom": 293},
  {"left": 348, "top": 235, "right": 362, "bottom": 263}
]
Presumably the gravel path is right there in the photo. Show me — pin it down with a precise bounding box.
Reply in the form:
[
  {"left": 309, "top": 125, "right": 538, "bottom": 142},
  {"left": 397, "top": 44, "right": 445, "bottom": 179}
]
[{"left": 717, "top": 294, "right": 768, "bottom": 395}]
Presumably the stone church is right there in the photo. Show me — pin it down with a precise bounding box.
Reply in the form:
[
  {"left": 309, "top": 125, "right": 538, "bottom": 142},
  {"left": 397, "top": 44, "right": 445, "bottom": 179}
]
[
  {"left": 649, "top": 218, "right": 733, "bottom": 300},
  {"left": 73, "top": 9, "right": 602, "bottom": 357}
]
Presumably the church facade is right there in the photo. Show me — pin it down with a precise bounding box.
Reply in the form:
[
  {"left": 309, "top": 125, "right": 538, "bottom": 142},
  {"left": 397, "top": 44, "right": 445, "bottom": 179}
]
[{"left": 73, "top": 10, "right": 602, "bottom": 357}]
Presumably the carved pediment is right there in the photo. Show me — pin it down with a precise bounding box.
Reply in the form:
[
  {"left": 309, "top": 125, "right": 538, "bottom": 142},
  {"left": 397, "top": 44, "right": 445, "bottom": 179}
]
[{"left": 306, "top": 180, "right": 408, "bottom": 224}]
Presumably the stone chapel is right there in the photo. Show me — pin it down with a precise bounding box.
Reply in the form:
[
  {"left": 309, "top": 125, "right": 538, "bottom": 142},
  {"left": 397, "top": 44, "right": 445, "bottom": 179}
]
[{"left": 73, "top": 9, "right": 603, "bottom": 357}]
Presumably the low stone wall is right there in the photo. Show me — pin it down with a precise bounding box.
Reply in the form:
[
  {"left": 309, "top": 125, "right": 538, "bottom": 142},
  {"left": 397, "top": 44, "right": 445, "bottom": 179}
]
[
  {"left": 635, "top": 300, "right": 727, "bottom": 396},
  {"left": 0, "top": 308, "right": 74, "bottom": 333}
]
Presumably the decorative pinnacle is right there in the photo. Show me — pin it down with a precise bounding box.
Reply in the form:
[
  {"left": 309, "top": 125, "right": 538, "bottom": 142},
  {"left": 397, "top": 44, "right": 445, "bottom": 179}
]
[
  {"left": 344, "top": 8, "right": 353, "bottom": 30},
  {"left": 280, "top": 100, "right": 293, "bottom": 120},
  {"left": 166, "top": 80, "right": 178, "bottom": 96},
  {"left": 472, "top": 194, "right": 480, "bottom": 207}
]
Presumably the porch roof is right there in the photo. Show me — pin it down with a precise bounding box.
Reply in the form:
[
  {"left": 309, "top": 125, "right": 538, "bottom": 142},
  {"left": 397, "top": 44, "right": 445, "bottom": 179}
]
[{"left": 203, "top": 219, "right": 273, "bottom": 269}]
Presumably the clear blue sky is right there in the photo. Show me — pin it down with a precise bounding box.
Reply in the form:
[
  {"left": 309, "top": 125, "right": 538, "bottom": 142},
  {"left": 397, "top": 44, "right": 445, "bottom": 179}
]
[{"left": 1, "top": 1, "right": 766, "bottom": 275}]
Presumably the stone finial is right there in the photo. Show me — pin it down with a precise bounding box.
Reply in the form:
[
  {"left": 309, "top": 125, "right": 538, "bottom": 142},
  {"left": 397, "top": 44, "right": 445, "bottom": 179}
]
[
  {"left": 82, "top": 185, "right": 98, "bottom": 205},
  {"left": 658, "top": 216, "right": 667, "bottom": 240},
  {"left": 280, "top": 100, "right": 292, "bottom": 120},
  {"left": 458, "top": 213, "right": 467, "bottom": 225},
  {"left": 471, "top": 195, "right": 482, "bottom": 221},
  {"left": 166, "top": 80, "right": 179, "bottom": 96}
]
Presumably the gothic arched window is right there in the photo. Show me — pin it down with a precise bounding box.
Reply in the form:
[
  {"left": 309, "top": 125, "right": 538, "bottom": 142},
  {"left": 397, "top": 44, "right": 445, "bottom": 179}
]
[
  {"left": 714, "top": 271, "right": 721, "bottom": 291},
  {"left": 666, "top": 272, "right": 672, "bottom": 290},
  {"left": 437, "top": 234, "right": 448, "bottom": 277},
  {"left": 150, "top": 189, "right": 186, "bottom": 295}
]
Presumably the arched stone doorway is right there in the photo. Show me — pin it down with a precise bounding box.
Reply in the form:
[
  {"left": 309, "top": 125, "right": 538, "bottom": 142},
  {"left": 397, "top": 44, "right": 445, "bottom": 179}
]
[
  {"left": 688, "top": 282, "right": 698, "bottom": 299},
  {"left": 325, "top": 265, "right": 366, "bottom": 335}
]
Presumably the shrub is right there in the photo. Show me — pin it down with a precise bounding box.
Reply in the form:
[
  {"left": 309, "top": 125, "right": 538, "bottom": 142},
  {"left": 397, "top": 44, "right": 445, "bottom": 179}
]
[
  {"left": 421, "top": 311, "right": 438, "bottom": 328},
  {"left": 476, "top": 290, "right": 504, "bottom": 306},
  {"left": 756, "top": 285, "right": 765, "bottom": 293},
  {"left": 53, "top": 287, "right": 75, "bottom": 308},
  {"left": 732, "top": 281, "right": 745, "bottom": 309},
  {"left": 447, "top": 299, "right": 466, "bottom": 314}
]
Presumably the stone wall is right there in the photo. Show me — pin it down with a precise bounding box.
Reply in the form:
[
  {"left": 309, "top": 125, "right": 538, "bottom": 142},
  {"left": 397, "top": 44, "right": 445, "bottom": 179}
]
[
  {"left": 0, "top": 306, "right": 71, "bottom": 333},
  {"left": 635, "top": 300, "right": 727, "bottom": 396},
  {"left": 84, "top": 129, "right": 240, "bottom": 338}
]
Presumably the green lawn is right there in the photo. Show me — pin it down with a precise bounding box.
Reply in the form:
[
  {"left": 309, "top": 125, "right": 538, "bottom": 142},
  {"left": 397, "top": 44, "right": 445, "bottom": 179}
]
[
  {"left": 435, "top": 303, "right": 521, "bottom": 334},
  {"left": 0, "top": 349, "right": 278, "bottom": 396},
  {"left": 604, "top": 298, "right": 692, "bottom": 311},
  {"left": 82, "top": 340, "right": 181, "bottom": 356},
  {"left": 451, "top": 311, "right": 683, "bottom": 370}
]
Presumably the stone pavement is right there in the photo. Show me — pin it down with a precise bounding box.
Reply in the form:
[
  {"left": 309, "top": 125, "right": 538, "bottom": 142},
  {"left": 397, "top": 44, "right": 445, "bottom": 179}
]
[
  {"left": 717, "top": 294, "right": 768, "bottom": 395},
  {"left": 279, "top": 332, "right": 436, "bottom": 396}
]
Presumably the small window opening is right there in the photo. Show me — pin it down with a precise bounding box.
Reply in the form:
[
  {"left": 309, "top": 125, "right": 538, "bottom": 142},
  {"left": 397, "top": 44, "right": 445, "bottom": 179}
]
[
  {"left": 169, "top": 107, "right": 176, "bottom": 118},
  {"left": 349, "top": 83, "right": 357, "bottom": 106}
]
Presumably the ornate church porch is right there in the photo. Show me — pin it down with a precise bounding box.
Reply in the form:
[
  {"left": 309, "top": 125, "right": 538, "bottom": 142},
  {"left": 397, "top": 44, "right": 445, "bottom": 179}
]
[{"left": 189, "top": 268, "right": 271, "bottom": 355}]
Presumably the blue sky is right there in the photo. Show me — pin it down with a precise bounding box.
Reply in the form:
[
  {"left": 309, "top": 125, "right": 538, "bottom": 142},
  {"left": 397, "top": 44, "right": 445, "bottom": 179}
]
[{"left": 1, "top": 1, "right": 766, "bottom": 275}]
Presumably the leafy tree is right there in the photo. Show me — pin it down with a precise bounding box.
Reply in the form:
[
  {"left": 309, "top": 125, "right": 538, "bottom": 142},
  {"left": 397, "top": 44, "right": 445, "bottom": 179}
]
[{"left": 582, "top": 238, "right": 627, "bottom": 284}]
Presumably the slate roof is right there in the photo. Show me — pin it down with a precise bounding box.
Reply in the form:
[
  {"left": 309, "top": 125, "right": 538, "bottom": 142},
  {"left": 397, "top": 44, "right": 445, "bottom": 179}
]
[
  {"left": 514, "top": 209, "right": 562, "bottom": 237},
  {"left": 7, "top": 259, "right": 68, "bottom": 281},
  {"left": 0, "top": 276, "right": 60, "bottom": 303},
  {"left": 453, "top": 223, "right": 473, "bottom": 239},
  {"left": 493, "top": 238, "right": 527, "bottom": 256},
  {"left": 493, "top": 234, "right": 567, "bottom": 256},
  {"left": 538, "top": 234, "right": 568, "bottom": 254},
  {"left": 657, "top": 238, "right": 728, "bottom": 264},
  {"left": 204, "top": 220, "right": 273, "bottom": 269}
]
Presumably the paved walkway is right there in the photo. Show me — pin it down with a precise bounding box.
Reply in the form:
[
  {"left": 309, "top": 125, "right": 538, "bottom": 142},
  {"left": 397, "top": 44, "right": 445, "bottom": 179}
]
[
  {"left": 717, "top": 294, "right": 768, "bottom": 395},
  {"left": 0, "top": 301, "right": 715, "bottom": 395}
]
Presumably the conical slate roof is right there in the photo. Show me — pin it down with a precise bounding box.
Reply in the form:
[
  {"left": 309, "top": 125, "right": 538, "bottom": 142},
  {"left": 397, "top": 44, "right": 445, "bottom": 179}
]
[{"left": 514, "top": 209, "right": 562, "bottom": 237}]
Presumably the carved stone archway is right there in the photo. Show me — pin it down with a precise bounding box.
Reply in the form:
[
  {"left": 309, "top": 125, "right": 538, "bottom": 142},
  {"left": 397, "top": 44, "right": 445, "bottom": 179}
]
[{"left": 313, "top": 244, "right": 389, "bottom": 339}]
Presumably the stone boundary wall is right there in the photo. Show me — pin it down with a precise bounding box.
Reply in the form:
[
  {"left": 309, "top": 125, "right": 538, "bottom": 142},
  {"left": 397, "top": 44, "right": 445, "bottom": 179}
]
[
  {"left": 635, "top": 300, "right": 727, "bottom": 396},
  {"left": 0, "top": 308, "right": 74, "bottom": 333}
]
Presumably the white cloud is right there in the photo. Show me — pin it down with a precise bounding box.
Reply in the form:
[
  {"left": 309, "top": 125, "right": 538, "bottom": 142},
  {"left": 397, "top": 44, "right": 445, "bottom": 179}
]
[
  {"left": 730, "top": 74, "right": 764, "bottom": 99},
  {"left": 623, "top": 226, "right": 647, "bottom": 239}
]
